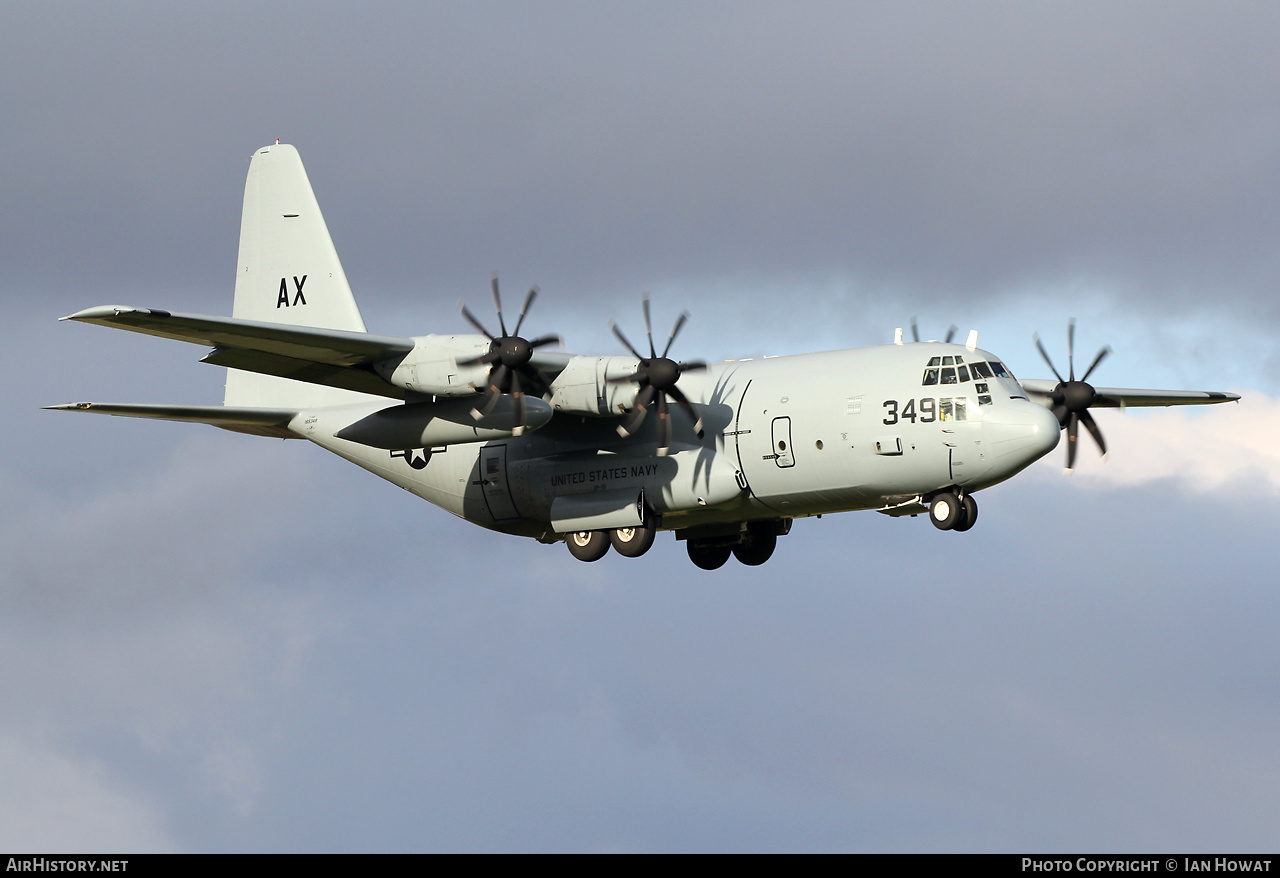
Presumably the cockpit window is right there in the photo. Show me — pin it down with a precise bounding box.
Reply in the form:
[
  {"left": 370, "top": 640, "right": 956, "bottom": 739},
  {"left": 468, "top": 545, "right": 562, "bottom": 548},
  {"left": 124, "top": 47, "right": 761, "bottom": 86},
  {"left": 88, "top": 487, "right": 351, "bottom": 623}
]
[
  {"left": 989, "top": 361, "right": 1012, "bottom": 378},
  {"left": 939, "top": 398, "right": 967, "bottom": 421},
  {"left": 924, "top": 356, "right": 986, "bottom": 386}
]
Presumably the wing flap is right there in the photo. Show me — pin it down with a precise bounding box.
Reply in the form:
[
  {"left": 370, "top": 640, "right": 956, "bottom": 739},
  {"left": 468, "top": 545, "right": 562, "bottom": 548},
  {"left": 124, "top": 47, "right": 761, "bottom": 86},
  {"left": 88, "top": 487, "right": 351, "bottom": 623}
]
[
  {"left": 45, "top": 403, "right": 300, "bottom": 439},
  {"left": 200, "top": 348, "right": 406, "bottom": 400}
]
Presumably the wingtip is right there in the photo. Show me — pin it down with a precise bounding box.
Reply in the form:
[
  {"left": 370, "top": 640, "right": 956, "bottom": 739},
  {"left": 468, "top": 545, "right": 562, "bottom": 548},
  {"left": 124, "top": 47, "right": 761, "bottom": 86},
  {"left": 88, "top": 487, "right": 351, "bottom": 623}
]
[{"left": 60, "top": 305, "right": 144, "bottom": 322}]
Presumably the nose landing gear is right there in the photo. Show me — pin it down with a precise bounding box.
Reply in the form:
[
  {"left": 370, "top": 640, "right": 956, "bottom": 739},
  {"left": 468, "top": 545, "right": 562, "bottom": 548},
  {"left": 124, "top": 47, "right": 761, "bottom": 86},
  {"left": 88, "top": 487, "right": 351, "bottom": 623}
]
[{"left": 929, "top": 491, "right": 978, "bottom": 532}]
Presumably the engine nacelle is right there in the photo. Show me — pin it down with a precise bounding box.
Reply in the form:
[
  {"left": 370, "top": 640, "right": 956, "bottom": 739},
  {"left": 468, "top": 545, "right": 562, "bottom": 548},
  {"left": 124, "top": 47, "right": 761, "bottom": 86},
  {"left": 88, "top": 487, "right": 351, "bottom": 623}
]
[{"left": 334, "top": 396, "right": 553, "bottom": 449}]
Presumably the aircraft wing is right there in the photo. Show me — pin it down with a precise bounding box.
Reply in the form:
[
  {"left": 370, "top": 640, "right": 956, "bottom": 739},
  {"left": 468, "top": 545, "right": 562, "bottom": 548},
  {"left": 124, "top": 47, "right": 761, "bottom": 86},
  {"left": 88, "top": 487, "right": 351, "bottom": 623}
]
[
  {"left": 62, "top": 306, "right": 416, "bottom": 398},
  {"left": 44, "top": 402, "right": 300, "bottom": 438},
  {"left": 1019, "top": 379, "right": 1240, "bottom": 408}
]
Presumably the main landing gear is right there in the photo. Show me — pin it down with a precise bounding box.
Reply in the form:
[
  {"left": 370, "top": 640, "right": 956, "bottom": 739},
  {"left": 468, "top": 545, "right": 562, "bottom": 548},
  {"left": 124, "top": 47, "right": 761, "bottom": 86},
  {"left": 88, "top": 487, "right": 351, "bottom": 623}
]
[
  {"left": 687, "top": 520, "right": 782, "bottom": 570},
  {"left": 564, "top": 519, "right": 787, "bottom": 568},
  {"left": 565, "top": 525, "right": 657, "bottom": 562},
  {"left": 565, "top": 529, "right": 611, "bottom": 562},
  {"left": 929, "top": 490, "right": 978, "bottom": 532}
]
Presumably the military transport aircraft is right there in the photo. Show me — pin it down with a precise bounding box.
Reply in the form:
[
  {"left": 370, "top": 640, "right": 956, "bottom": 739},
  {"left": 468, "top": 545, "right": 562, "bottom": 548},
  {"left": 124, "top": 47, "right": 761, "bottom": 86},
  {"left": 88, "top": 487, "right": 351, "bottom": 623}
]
[{"left": 49, "top": 144, "right": 1240, "bottom": 569}]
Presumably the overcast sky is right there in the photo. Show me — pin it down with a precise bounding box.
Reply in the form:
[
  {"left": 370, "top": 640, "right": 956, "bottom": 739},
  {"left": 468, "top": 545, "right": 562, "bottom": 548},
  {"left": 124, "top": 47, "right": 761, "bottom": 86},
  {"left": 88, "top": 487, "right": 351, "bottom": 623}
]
[{"left": 2, "top": 1, "right": 1278, "bottom": 852}]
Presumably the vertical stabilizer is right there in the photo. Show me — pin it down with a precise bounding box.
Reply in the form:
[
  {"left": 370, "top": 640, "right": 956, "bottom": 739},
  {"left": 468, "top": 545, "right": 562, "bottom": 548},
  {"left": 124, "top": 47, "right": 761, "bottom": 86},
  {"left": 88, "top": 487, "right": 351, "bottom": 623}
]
[{"left": 225, "top": 143, "right": 371, "bottom": 408}]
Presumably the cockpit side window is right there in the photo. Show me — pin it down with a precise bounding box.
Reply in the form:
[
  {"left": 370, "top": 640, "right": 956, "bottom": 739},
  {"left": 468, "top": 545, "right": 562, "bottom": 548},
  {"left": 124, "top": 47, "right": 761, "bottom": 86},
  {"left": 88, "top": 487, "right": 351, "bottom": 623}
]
[
  {"left": 922, "top": 368, "right": 939, "bottom": 385},
  {"left": 939, "top": 398, "right": 968, "bottom": 421},
  {"left": 970, "top": 361, "right": 993, "bottom": 379},
  {"left": 957, "top": 365, "right": 970, "bottom": 382}
]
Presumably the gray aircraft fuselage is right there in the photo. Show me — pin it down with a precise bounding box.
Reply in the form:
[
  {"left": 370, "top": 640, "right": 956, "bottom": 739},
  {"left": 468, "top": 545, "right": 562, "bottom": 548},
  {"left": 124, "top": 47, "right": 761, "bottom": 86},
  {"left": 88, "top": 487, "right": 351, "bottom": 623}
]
[{"left": 294, "top": 341, "right": 1061, "bottom": 540}]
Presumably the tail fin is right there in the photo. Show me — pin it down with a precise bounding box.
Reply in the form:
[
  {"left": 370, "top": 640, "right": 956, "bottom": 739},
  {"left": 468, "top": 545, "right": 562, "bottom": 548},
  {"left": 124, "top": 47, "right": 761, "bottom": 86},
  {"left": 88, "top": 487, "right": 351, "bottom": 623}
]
[{"left": 224, "top": 143, "right": 370, "bottom": 408}]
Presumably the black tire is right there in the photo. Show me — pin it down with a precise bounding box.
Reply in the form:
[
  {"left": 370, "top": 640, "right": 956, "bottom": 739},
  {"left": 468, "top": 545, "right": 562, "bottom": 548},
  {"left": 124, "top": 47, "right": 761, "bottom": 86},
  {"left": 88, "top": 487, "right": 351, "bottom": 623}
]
[
  {"left": 610, "top": 525, "right": 656, "bottom": 558},
  {"left": 733, "top": 523, "right": 777, "bottom": 566},
  {"left": 930, "top": 492, "right": 961, "bottom": 530},
  {"left": 953, "top": 495, "right": 978, "bottom": 532},
  {"left": 687, "top": 539, "right": 732, "bottom": 570},
  {"left": 566, "top": 530, "right": 610, "bottom": 562}
]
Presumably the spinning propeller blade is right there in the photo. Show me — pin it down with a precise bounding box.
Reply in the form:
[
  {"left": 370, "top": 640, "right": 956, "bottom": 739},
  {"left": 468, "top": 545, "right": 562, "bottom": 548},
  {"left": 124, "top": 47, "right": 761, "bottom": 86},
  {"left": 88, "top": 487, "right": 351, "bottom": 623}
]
[
  {"left": 1033, "top": 319, "right": 1113, "bottom": 470},
  {"left": 610, "top": 295, "right": 706, "bottom": 456},
  {"left": 459, "top": 272, "right": 561, "bottom": 433}
]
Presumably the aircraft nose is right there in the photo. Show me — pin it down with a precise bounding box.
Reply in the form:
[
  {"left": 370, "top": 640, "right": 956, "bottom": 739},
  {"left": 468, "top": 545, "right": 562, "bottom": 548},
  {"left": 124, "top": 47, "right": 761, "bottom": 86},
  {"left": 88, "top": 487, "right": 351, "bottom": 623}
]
[{"left": 982, "top": 399, "right": 1061, "bottom": 470}]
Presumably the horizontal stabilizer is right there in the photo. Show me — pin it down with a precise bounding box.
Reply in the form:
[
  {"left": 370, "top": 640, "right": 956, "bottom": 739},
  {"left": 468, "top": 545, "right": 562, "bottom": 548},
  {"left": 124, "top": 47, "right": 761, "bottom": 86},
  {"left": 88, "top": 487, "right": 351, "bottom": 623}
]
[
  {"left": 1019, "top": 380, "right": 1240, "bottom": 408},
  {"left": 45, "top": 402, "right": 300, "bottom": 439}
]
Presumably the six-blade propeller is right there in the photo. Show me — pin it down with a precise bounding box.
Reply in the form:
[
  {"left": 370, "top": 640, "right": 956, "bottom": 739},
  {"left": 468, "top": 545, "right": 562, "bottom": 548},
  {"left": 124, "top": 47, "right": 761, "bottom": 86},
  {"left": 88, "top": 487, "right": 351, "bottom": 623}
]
[
  {"left": 1033, "top": 319, "right": 1112, "bottom": 470},
  {"left": 458, "top": 272, "right": 561, "bottom": 436},
  {"left": 609, "top": 296, "right": 706, "bottom": 457}
]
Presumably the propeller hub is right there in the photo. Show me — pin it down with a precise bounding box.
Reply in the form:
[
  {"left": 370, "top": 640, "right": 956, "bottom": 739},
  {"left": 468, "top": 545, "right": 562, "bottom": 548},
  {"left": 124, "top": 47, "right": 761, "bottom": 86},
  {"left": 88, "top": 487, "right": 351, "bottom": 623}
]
[
  {"left": 645, "top": 357, "right": 681, "bottom": 391},
  {"left": 1059, "top": 380, "right": 1096, "bottom": 413},
  {"left": 499, "top": 337, "right": 532, "bottom": 368}
]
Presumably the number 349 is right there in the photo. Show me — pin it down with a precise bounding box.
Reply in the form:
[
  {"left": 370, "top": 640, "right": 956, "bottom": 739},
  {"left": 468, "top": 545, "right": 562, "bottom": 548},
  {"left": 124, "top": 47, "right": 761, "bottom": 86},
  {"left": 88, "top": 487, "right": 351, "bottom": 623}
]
[{"left": 882, "top": 398, "right": 936, "bottom": 425}]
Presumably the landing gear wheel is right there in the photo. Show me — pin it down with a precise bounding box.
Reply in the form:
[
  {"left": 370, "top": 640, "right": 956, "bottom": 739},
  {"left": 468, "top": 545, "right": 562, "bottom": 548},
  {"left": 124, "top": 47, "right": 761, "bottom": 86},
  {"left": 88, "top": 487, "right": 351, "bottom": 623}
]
[
  {"left": 733, "top": 523, "right": 777, "bottom": 566},
  {"left": 953, "top": 495, "right": 978, "bottom": 532},
  {"left": 566, "top": 530, "right": 610, "bottom": 562},
  {"left": 930, "top": 492, "right": 961, "bottom": 531},
  {"left": 610, "top": 525, "right": 656, "bottom": 558},
  {"left": 687, "top": 539, "right": 732, "bottom": 570}
]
